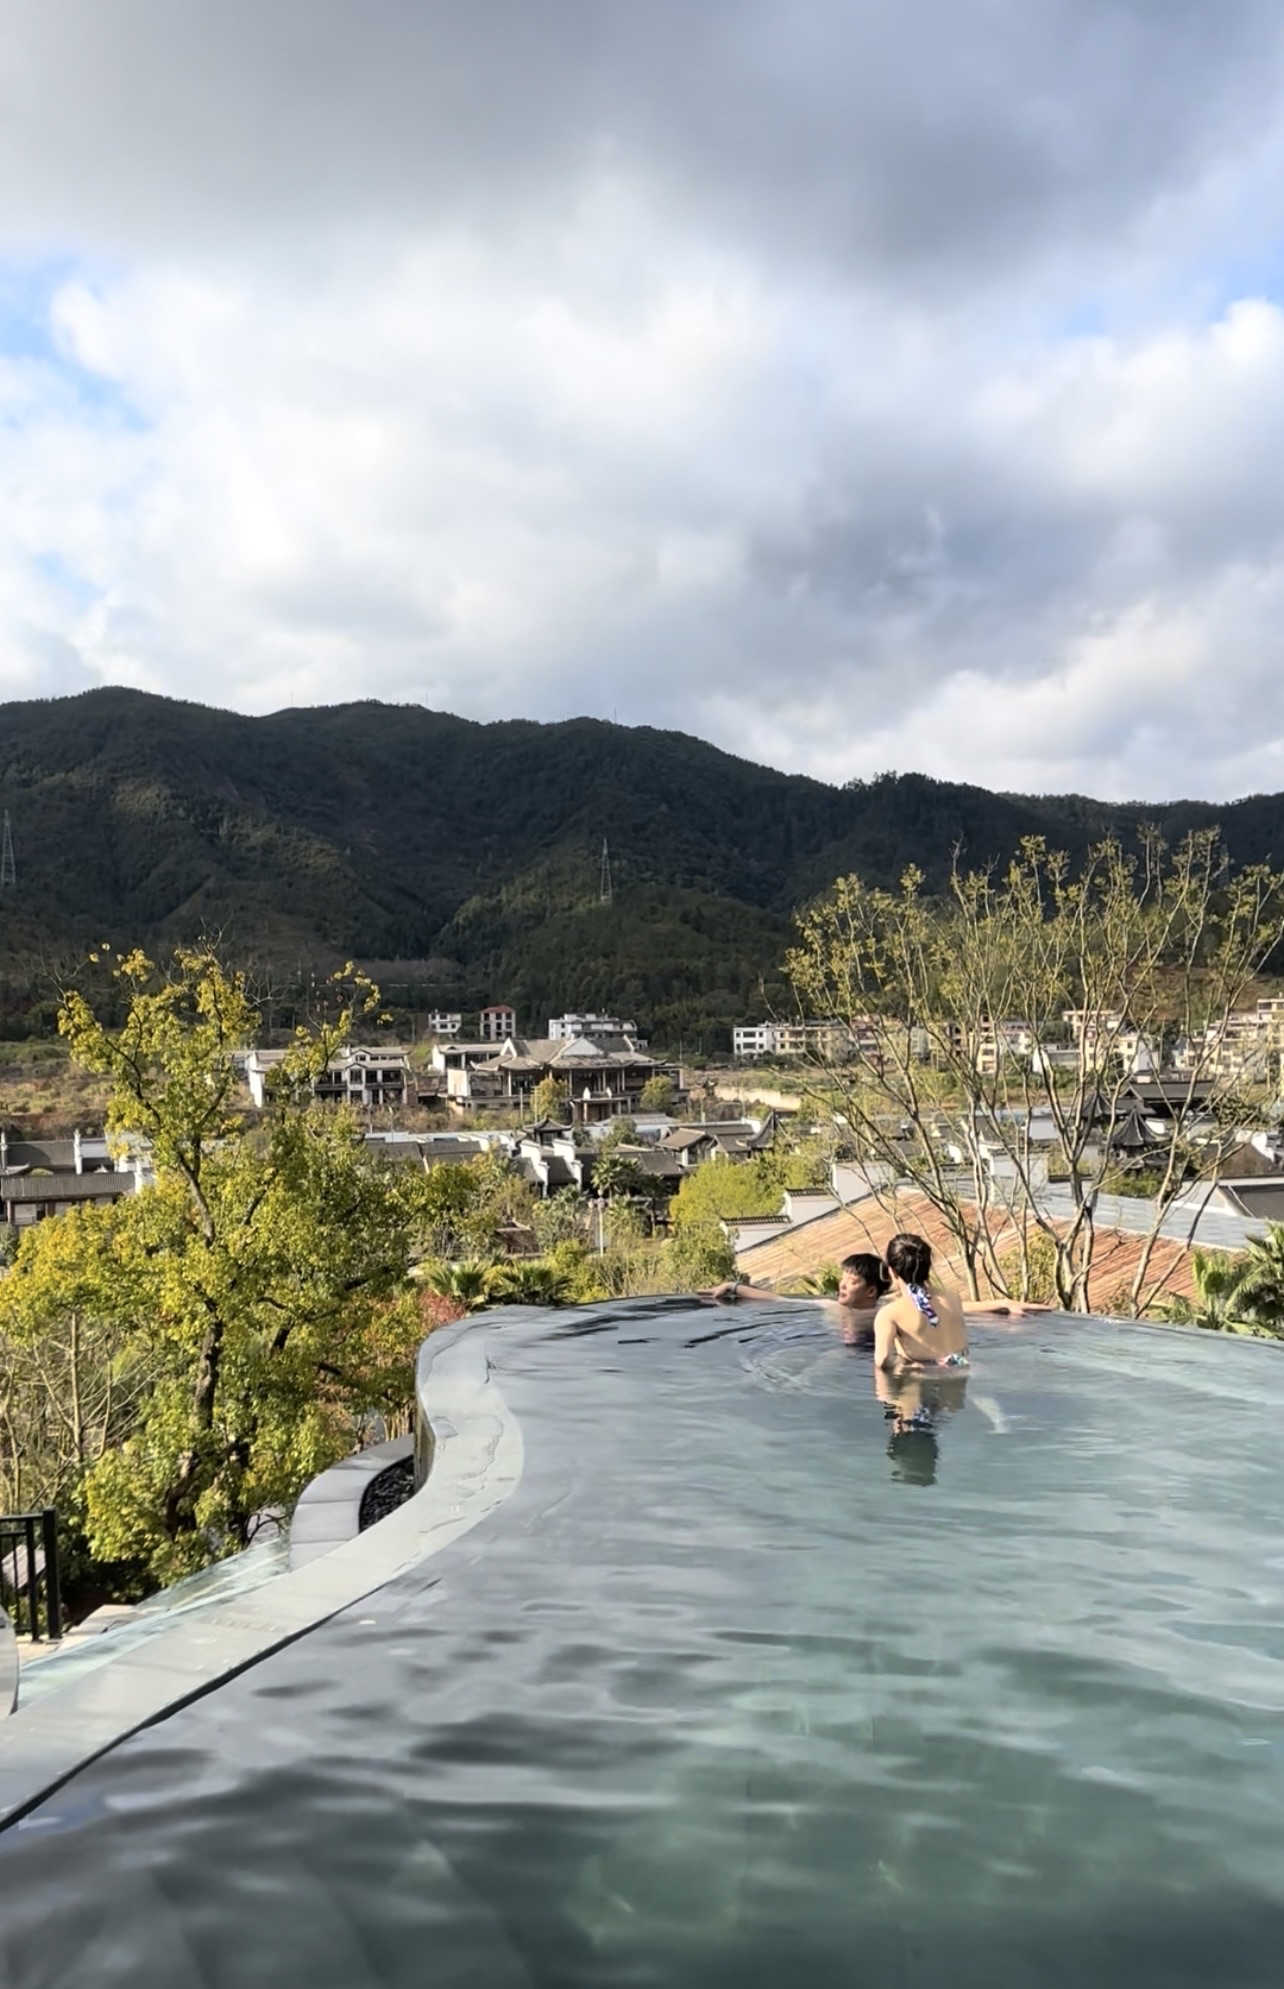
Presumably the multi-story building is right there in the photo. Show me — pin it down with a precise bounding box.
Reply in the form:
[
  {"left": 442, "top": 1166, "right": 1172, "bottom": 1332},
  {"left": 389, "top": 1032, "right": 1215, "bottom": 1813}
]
[
  {"left": 479, "top": 1004, "right": 517, "bottom": 1043},
  {"left": 731, "top": 1019, "right": 859, "bottom": 1062},
  {"left": 1173, "top": 1010, "right": 1273, "bottom": 1084},
  {"left": 246, "top": 1046, "right": 410, "bottom": 1110},
  {"left": 426, "top": 1011, "right": 463, "bottom": 1038},
  {"left": 548, "top": 1013, "right": 642, "bottom": 1043},
  {"left": 969, "top": 1019, "right": 1038, "bottom": 1077},
  {"left": 1062, "top": 1010, "right": 1158, "bottom": 1075},
  {"left": 434, "top": 1032, "right": 679, "bottom": 1124},
  {"left": 1256, "top": 997, "right": 1284, "bottom": 1058}
]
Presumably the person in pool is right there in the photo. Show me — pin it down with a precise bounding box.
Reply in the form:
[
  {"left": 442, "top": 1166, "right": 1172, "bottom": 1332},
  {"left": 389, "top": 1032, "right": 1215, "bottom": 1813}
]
[
  {"left": 875, "top": 1231, "right": 971, "bottom": 1371},
  {"left": 706, "top": 1252, "right": 891, "bottom": 1343},
  {"left": 709, "top": 1250, "right": 1039, "bottom": 1348}
]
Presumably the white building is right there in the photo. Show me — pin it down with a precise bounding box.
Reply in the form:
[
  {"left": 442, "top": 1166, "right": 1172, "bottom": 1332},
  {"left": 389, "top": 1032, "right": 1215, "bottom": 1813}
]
[
  {"left": 548, "top": 1012, "right": 641, "bottom": 1042},
  {"left": 479, "top": 1004, "right": 517, "bottom": 1043},
  {"left": 1062, "top": 1009, "right": 1159, "bottom": 1075},
  {"left": 732, "top": 1019, "right": 859, "bottom": 1061},
  {"left": 245, "top": 1045, "right": 410, "bottom": 1110},
  {"left": 1173, "top": 1009, "right": 1273, "bottom": 1084},
  {"left": 426, "top": 1011, "right": 462, "bottom": 1038}
]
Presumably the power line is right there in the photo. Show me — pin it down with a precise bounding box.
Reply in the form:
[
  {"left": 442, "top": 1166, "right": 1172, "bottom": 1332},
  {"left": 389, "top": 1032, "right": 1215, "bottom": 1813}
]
[
  {"left": 0, "top": 812, "right": 14, "bottom": 890},
  {"left": 599, "top": 838, "right": 613, "bottom": 906}
]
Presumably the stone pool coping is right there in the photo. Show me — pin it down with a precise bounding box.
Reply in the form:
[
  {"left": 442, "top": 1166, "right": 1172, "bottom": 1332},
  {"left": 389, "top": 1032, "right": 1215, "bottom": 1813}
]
[
  {"left": 288, "top": 1433, "right": 415, "bottom": 1569},
  {"left": 0, "top": 1312, "right": 526, "bottom": 1833}
]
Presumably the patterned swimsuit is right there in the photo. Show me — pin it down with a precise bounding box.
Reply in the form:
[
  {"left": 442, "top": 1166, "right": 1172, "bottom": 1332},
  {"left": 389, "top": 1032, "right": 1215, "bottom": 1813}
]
[
  {"left": 903, "top": 1284, "right": 969, "bottom": 1368},
  {"left": 887, "top": 1285, "right": 968, "bottom": 1431}
]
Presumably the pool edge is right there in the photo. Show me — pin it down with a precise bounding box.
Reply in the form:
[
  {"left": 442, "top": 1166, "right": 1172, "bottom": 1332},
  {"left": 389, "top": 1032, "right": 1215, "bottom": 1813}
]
[{"left": 0, "top": 1313, "right": 526, "bottom": 1834}]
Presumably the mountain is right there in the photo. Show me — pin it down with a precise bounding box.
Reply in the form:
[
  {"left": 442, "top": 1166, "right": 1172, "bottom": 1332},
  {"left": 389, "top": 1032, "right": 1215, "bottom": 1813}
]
[{"left": 0, "top": 686, "right": 1280, "bottom": 1045}]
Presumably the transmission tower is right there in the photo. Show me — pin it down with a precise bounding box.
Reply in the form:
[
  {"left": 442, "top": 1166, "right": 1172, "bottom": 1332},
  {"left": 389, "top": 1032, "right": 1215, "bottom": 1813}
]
[
  {"left": 0, "top": 812, "right": 14, "bottom": 890},
  {"left": 599, "top": 838, "right": 613, "bottom": 906}
]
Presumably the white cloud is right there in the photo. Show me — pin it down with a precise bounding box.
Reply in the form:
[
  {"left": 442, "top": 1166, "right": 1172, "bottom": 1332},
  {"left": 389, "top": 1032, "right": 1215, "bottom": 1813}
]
[{"left": 3, "top": 0, "right": 1284, "bottom": 800}]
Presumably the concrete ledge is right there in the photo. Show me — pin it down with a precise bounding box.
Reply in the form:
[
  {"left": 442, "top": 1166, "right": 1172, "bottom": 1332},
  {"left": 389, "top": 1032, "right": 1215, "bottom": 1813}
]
[
  {"left": 0, "top": 1315, "right": 524, "bottom": 1832},
  {"left": 288, "top": 1435, "right": 414, "bottom": 1570}
]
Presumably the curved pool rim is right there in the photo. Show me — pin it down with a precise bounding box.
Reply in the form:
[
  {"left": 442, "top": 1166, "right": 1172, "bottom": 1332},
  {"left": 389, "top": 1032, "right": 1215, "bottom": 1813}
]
[{"left": 0, "top": 1310, "right": 525, "bottom": 1831}]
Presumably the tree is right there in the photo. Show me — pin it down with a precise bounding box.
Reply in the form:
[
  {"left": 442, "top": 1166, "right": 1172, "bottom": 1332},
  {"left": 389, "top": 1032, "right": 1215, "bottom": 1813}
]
[
  {"left": 0, "top": 1202, "right": 159, "bottom": 1518},
  {"left": 592, "top": 1145, "right": 650, "bottom": 1200},
  {"left": 1157, "top": 1247, "right": 1255, "bottom": 1334},
  {"left": 639, "top": 1075, "right": 676, "bottom": 1114},
  {"left": 418, "top": 1259, "right": 501, "bottom": 1312},
  {"left": 486, "top": 1259, "right": 577, "bottom": 1307},
  {"left": 54, "top": 948, "right": 427, "bottom": 1582},
  {"left": 531, "top": 1187, "right": 591, "bottom": 1251},
  {"left": 669, "top": 1156, "right": 784, "bottom": 1232},
  {"left": 530, "top": 1075, "right": 572, "bottom": 1122},
  {"left": 787, "top": 831, "right": 1284, "bottom": 1313},
  {"left": 664, "top": 1223, "right": 736, "bottom": 1289},
  {"left": 1223, "top": 1224, "right": 1284, "bottom": 1336}
]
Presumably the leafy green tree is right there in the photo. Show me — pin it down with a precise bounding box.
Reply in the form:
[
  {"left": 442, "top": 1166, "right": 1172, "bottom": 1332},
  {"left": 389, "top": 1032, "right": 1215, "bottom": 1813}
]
[
  {"left": 542, "top": 1239, "right": 610, "bottom": 1302},
  {"left": 418, "top": 1163, "right": 486, "bottom": 1257},
  {"left": 0, "top": 1202, "right": 158, "bottom": 1517},
  {"left": 530, "top": 1075, "right": 572, "bottom": 1122},
  {"left": 639, "top": 1076, "right": 676, "bottom": 1113},
  {"left": 669, "top": 1156, "right": 783, "bottom": 1232},
  {"left": 593, "top": 1146, "right": 649, "bottom": 1200},
  {"left": 450, "top": 1148, "right": 537, "bottom": 1254},
  {"left": 55, "top": 948, "right": 426, "bottom": 1583},
  {"left": 665, "top": 1223, "right": 736, "bottom": 1289},
  {"left": 531, "top": 1188, "right": 590, "bottom": 1251}
]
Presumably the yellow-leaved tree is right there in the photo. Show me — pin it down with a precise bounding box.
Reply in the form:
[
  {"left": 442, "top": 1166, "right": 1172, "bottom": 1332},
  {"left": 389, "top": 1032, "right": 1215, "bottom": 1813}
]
[{"left": 36, "top": 947, "right": 428, "bottom": 1585}]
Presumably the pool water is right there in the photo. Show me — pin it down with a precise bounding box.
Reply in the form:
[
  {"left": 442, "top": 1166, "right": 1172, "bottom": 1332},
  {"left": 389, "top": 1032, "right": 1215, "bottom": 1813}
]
[{"left": 2, "top": 1300, "right": 1283, "bottom": 1987}]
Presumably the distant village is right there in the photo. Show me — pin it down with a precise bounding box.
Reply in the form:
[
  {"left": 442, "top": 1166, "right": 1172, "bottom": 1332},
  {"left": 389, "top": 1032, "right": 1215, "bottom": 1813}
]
[{"left": 5, "top": 992, "right": 1284, "bottom": 1312}]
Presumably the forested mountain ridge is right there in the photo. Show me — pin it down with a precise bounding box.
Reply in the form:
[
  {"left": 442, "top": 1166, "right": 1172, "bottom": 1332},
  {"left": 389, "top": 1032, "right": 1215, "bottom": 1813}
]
[{"left": 0, "top": 686, "right": 1280, "bottom": 1043}]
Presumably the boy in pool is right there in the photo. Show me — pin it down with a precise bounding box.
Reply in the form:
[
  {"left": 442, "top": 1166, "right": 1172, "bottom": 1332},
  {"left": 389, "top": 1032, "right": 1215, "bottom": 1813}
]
[{"left": 705, "top": 1254, "right": 891, "bottom": 1344}]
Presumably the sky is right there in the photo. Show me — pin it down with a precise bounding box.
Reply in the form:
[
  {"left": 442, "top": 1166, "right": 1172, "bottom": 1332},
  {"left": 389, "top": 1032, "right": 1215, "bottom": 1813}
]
[{"left": 3, "top": 0, "right": 1284, "bottom": 800}]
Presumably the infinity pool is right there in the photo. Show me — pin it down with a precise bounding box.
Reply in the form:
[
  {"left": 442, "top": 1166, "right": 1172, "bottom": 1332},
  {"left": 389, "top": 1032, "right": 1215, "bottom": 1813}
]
[{"left": 2, "top": 1299, "right": 1283, "bottom": 1987}]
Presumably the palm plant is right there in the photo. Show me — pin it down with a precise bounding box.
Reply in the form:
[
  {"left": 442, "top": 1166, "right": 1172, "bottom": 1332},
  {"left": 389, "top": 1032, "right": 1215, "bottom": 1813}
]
[
  {"left": 418, "top": 1258, "right": 501, "bottom": 1312},
  {"left": 485, "top": 1259, "right": 576, "bottom": 1307},
  {"left": 1224, "top": 1224, "right": 1284, "bottom": 1339},
  {"left": 1156, "top": 1244, "right": 1272, "bottom": 1337}
]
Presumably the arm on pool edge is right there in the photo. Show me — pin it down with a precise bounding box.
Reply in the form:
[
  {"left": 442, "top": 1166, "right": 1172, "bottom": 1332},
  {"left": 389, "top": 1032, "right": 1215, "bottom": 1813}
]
[
  {"left": 959, "top": 1297, "right": 1052, "bottom": 1318},
  {"left": 702, "top": 1280, "right": 812, "bottom": 1305}
]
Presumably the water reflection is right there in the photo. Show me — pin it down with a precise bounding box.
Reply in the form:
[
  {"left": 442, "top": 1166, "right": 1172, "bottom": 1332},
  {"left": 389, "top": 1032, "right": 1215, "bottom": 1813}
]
[{"left": 875, "top": 1367, "right": 970, "bottom": 1487}]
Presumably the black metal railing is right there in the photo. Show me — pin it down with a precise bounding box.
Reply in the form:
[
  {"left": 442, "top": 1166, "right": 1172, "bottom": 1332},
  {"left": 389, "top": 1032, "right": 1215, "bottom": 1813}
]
[{"left": 0, "top": 1510, "right": 62, "bottom": 1641}]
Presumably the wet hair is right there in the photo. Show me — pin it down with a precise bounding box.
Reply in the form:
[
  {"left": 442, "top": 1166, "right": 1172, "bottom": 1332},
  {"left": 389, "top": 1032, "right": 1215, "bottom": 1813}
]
[
  {"left": 840, "top": 1252, "right": 891, "bottom": 1298},
  {"left": 886, "top": 1232, "right": 933, "bottom": 1287}
]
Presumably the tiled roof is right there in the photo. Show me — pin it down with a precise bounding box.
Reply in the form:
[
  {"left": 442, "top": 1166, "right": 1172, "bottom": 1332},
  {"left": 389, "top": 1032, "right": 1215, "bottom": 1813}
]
[
  {"left": 619, "top": 1148, "right": 686, "bottom": 1179},
  {"left": 0, "top": 1173, "right": 135, "bottom": 1204},
  {"left": 1219, "top": 1181, "right": 1284, "bottom": 1223},
  {"left": 1217, "top": 1141, "right": 1284, "bottom": 1180}
]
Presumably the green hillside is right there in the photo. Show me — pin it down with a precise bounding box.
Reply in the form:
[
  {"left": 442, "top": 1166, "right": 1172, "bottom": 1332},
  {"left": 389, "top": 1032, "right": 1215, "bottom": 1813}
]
[{"left": 0, "top": 687, "right": 1278, "bottom": 1045}]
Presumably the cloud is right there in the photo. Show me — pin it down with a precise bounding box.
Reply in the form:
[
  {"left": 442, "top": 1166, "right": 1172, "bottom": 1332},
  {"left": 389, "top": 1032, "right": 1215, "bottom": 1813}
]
[{"left": 2, "top": 0, "right": 1284, "bottom": 800}]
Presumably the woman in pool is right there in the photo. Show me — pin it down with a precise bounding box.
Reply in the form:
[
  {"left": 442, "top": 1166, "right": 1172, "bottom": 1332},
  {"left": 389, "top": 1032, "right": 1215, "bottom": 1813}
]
[{"left": 875, "top": 1231, "right": 970, "bottom": 1371}]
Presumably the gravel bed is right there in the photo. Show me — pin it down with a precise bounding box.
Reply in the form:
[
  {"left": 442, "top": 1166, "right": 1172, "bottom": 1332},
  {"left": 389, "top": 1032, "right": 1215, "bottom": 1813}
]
[{"left": 358, "top": 1454, "right": 416, "bottom": 1531}]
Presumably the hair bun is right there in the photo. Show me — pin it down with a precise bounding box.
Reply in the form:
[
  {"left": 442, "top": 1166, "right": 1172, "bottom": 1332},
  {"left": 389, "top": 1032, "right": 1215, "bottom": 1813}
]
[{"left": 886, "top": 1231, "right": 932, "bottom": 1286}]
